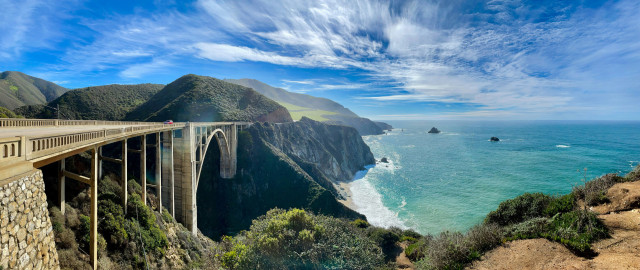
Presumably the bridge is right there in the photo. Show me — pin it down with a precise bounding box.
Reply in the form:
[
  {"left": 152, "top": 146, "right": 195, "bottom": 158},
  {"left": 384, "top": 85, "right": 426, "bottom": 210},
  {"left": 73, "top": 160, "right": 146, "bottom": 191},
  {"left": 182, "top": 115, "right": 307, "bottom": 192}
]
[{"left": 0, "top": 118, "right": 249, "bottom": 269}]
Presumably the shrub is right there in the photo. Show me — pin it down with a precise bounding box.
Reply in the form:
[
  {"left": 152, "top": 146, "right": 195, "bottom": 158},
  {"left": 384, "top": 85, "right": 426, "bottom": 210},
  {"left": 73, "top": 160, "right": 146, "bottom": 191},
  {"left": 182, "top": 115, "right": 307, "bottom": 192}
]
[
  {"left": 625, "top": 165, "right": 640, "bottom": 182},
  {"left": 405, "top": 236, "right": 431, "bottom": 261},
  {"left": 542, "top": 210, "right": 608, "bottom": 253},
  {"left": 77, "top": 214, "right": 91, "bottom": 253},
  {"left": 220, "top": 208, "right": 384, "bottom": 269},
  {"left": 127, "top": 194, "right": 168, "bottom": 255},
  {"left": 351, "top": 218, "right": 370, "bottom": 228},
  {"left": 465, "top": 223, "right": 502, "bottom": 255},
  {"left": 503, "top": 217, "right": 550, "bottom": 240},
  {"left": 572, "top": 173, "right": 624, "bottom": 206},
  {"left": 162, "top": 208, "right": 173, "bottom": 223},
  {"left": 416, "top": 231, "right": 469, "bottom": 270},
  {"left": 98, "top": 199, "right": 128, "bottom": 248},
  {"left": 544, "top": 194, "right": 575, "bottom": 216},
  {"left": 485, "top": 193, "right": 551, "bottom": 225}
]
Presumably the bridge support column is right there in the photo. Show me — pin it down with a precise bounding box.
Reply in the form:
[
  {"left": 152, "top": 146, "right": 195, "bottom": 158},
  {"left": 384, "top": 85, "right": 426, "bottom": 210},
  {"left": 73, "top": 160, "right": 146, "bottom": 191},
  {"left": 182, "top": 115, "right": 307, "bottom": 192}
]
[
  {"left": 174, "top": 124, "right": 197, "bottom": 235},
  {"left": 141, "top": 135, "right": 147, "bottom": 205},
  {"left": 98, "top": 147, "right": 103, "bottom": 180},
  {"left": 58, "top": 158, "right": 65, "bottom": 214},
  {"left": 122, "top": 139, "right": 128, "bottom": 213},
  {"left": 161, "top": 131, "right": 174, "bottom": 217},
  {"left": 155, "top": 132, "right": 162, "bottom": 212},
  {"left": 90, "top": 147, "right": 98, "bottom": 270}
]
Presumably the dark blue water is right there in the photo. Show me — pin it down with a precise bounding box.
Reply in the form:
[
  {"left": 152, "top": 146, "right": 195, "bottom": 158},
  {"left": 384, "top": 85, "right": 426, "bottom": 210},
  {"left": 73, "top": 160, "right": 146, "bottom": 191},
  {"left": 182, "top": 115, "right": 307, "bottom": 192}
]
[{"left": 350, "top": 121, "right": 640, "bottom": 234}]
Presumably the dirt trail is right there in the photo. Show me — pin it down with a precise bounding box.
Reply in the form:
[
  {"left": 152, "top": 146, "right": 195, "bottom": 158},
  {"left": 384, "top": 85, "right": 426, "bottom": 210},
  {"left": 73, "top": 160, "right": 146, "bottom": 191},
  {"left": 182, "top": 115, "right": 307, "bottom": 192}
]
[
  {"left": 468, "top": 181, "right": 640, "bottom": 270},
  {"left": 396, "top": 242, "right": 416, "bottom": 270}
]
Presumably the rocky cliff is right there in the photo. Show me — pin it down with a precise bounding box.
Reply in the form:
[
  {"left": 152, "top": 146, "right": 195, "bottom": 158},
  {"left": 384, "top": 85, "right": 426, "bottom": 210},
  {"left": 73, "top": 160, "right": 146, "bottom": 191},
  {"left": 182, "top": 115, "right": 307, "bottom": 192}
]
[
  {"left": 196, "top": 122, "right": 367, "bottom": 239},
  {"left": 251, "top": 117, "right": 375, "bottom": 182}
]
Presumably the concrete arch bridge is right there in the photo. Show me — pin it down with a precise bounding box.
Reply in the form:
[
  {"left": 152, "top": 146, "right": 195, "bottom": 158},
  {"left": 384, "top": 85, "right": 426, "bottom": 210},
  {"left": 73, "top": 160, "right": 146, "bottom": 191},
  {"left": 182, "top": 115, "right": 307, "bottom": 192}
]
[{"left": 0, "top": 118, "right": 249, "bottom": 269}]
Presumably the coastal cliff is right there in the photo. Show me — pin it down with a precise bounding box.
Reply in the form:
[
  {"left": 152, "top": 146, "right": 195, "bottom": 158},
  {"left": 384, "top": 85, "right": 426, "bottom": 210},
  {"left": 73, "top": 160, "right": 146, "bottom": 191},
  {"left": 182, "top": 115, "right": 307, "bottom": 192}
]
[
  {"left": 196, "top": 120, "right": 369, "bottom": 238},
  {"left": 251, "top": 117, "right": 375, "bottom": 182}
]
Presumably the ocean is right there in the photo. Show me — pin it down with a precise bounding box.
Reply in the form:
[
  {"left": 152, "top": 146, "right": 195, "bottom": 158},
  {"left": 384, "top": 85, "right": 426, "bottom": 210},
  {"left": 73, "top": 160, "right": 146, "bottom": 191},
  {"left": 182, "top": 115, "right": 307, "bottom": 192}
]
[{"left": 348, "top": 121, "right": 640, "bottom": 235}]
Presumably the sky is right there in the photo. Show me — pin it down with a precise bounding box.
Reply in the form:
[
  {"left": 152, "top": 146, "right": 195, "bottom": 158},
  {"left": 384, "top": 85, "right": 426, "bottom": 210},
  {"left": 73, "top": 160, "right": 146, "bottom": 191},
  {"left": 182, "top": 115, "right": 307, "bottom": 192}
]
[{"left": 1, "top": 0, "right": 639, "bottom": 120}]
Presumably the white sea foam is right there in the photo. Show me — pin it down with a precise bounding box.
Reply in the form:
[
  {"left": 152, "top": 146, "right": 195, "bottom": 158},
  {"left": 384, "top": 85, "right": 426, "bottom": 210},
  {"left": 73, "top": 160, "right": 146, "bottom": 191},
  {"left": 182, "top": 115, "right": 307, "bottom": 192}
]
[
  {"left": 556, "top": 145, "right": 571, "bottom": 148},
  {"left": 399, "top": 197, "right": 407, "bottom": 208},
  {"left": 349, "top": 166, "right": 408, "bottom": 229}
]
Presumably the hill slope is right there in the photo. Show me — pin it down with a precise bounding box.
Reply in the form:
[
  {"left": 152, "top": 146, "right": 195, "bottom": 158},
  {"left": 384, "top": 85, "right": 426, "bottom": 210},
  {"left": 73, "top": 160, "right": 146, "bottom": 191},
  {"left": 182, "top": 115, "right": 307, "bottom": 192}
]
[
  {"left": 225, "top": 78, "right": 390, "bottom": 135},
  {"left": 128, "top": 75, "right": 292, "bottom": 122},
  {"left": 0, "top": 71, "right": 68, "bottom": 109},
  {"left": 16, "top": 83, "right": 164, "bottom": 120}
]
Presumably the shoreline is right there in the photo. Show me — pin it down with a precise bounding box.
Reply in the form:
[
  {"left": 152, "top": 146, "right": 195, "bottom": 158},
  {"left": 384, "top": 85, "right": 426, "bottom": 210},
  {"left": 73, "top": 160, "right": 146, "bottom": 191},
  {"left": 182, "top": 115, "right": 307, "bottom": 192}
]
[{"left": 336, "top": 181, "right": 357, "bottom": 211}]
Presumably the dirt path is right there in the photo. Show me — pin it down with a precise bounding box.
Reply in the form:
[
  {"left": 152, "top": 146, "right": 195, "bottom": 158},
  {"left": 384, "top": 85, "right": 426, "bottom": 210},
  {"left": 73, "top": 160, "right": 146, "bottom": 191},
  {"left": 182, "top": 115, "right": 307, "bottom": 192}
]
[
  {"left": 468, "top": 181, "right": 640, "bottom": 270},
  {"left": 396, "top": 242, "right": 416, "bottom": 270}
]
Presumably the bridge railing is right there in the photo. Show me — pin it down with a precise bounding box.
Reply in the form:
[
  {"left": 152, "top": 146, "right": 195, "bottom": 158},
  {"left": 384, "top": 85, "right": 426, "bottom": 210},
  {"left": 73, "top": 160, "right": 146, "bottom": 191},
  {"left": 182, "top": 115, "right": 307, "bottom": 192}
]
[
  {"left": 25, "top": 123, "right": 186, "bottom": 161},
  {"left": 0, "top": 118, "right": 167, "bottom": 128},
  {"left": 0, "top": 137, "right": 24, "bottom": 162}
]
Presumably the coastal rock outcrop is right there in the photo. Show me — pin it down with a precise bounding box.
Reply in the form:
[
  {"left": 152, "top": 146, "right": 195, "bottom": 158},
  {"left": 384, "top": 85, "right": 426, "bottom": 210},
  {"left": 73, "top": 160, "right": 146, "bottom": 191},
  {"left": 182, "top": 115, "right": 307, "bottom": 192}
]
[
  {"left": 196, "top": 117, "right": 371, "bottom": 239},
  {"left": 251, "top": 117, "right": 375, "bottom": 182},
  {"left": 380, "top": 157, "right": 389, "bottom": 163},
  {"left": 428, "top": 127, "right": 441, "bottom": 133},
  {"left": 490, "top": 137, "right": 500, "bottom": 141}
]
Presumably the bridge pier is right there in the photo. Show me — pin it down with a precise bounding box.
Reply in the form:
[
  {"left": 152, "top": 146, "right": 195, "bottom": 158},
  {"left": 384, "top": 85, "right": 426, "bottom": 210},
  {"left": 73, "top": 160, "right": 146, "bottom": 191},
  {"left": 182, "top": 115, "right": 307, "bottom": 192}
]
[
  {"left": 122, "top": 139, "right": 128, "bottom": 213},
  {"left": 161, "top": 130, "right": 174, "bottom": 217},
  {"left": 58, "top": 158, "right": 65, "bottom": 214}
]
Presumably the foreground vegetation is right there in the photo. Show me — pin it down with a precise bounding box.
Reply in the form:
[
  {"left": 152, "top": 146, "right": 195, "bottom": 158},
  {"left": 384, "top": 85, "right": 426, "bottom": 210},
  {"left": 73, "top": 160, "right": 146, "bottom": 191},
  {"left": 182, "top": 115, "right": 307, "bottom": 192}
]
[{"left": 50, "top": 161, "right": 640, "bottom": 269}]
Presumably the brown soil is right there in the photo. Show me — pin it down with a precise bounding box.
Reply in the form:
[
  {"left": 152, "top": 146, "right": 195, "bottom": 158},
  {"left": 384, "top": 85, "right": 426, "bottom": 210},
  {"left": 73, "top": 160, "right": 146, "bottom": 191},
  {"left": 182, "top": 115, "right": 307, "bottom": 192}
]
[{"left": 468, "top": 181, "right": 640, "bottom": 270}]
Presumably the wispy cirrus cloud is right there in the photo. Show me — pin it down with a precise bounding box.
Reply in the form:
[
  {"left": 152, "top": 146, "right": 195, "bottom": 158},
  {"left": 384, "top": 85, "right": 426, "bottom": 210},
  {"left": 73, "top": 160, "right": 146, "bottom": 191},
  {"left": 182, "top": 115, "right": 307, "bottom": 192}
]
[{"left": 2, "top": 0, "right": 639, "bottom": 119}]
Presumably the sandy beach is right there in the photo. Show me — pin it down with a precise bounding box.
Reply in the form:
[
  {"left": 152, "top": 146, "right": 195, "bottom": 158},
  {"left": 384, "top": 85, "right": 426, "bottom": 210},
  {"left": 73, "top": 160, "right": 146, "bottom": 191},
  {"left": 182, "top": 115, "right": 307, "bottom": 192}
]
[{"left": 335, "top": 181, "right": 357, "bottom": 210}]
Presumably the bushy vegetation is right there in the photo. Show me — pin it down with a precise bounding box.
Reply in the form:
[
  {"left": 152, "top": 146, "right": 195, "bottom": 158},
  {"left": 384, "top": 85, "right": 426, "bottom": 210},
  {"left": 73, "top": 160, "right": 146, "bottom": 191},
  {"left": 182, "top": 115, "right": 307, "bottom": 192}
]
[
  {"left": 0, "top": 106, "right": 20, "bottom": 118},
  {"left": 572, "top": 173, "right": 627, "bottom": 206},
  {"left": 17, "top": 83, "right": 163, "bottom": 120},
  {"left": 408, "top": 224, "right": 502, "bottom": 270},
  {"left": 218, "top": 208, "right": 386, "bottom": 270}
]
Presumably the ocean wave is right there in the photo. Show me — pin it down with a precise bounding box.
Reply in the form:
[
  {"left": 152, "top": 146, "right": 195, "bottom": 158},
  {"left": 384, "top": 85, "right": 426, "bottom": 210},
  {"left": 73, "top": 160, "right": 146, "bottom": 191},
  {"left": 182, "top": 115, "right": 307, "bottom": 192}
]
[
  {"left": 401, "top": 145, "right": 415, "bottom": 148},
  {"left": 556, "top": 145, "right": 571, "bottom": 148},
  {"left": 399, "top": 197, "right": 407, "bottom": 208},
  {"left": 350, "top": 176, "right": 408, "bottom": 229}
]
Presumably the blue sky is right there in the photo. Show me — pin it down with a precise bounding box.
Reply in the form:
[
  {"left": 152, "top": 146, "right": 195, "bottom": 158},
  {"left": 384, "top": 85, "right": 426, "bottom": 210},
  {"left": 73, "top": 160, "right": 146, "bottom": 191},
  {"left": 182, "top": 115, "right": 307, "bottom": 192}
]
[{"left": 1, "top": 0, "right": 639, "bottom": 120}]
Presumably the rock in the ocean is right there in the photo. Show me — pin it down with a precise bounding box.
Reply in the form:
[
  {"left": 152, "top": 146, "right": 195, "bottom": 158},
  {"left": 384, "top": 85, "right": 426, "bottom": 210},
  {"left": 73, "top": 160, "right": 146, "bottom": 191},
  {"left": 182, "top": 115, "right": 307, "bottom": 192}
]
[
  {"left": 490, "top": 137, "right": 500, "bottom": 141},
  {"left": 380, "top": 157, "right": 389, "bottom": 163},
  {"left": 428, "top": 127, "right": 441, "bottom": 134}
]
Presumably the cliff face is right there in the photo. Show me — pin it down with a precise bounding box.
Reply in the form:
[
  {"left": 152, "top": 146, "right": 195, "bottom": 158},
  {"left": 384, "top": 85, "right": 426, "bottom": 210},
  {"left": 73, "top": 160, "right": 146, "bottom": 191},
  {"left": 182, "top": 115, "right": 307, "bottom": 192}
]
[
  {"left": 251, "top": 117, "right": 375, "bottom": 182},
  {"left": 197, "top": 124, "right": 366, "bottom": 239}
]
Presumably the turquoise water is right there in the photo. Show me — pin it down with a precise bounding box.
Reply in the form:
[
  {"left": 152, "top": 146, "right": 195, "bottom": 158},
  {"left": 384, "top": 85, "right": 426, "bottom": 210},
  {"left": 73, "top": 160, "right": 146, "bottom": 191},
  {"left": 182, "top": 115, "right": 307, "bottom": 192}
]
[{"left": 350, "top": 121, "right": 640, "bottom": 235}]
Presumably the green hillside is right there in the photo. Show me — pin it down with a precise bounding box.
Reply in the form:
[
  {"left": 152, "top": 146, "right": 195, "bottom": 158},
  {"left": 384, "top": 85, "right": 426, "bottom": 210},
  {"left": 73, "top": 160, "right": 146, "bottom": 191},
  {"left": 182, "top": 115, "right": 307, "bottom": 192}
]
[
  {"left": 16, "top": 84, "right": 164, "bottom": 120},
  {"left": 225, "top": 78, "right": 389, "bottom": 135},
  {"left": 0, "top": 106, "right": 20, "bottom": 118},
  {"left": 127, "top": 74, "right": 292, "bottom": 122},
  {"left": 225, "top": 78, "right": 358, "bottom": 117},
  {"left": 0, "top": 71, "right": 68, "bottom": 109}
]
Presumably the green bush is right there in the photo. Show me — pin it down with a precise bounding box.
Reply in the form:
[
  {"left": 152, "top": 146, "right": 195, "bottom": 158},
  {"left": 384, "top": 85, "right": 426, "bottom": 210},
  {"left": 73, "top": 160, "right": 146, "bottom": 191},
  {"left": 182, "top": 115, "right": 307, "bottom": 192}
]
[
  {"left": 162, "top": 208, "right": 173, "bottom": 223},
  {"left": 572, "top": 174, "right": 624, "bottom": 206},
  {"left": 405, "top": 236, "right": 431, "bottom": 261},
  {"left": 98, "top": 199, "right": 128, "bottom": 248},
  {"left": 503, "top": 217, "right": 550, "bottom": 240},
  {"left": 542, "top": 210, "right": 608, "bottom": 253},
  {"left": 126, "top": 194, "right": 168, "bottom": 255},
  {"left": 351, "top": 218, "right": 370, "bottom": 228},
  {"left": 219, "top": 208, "right": 384, "bottom": 269},
  {"left": 485, "top": 193, "right": 551, "bottom": 226},
  {"left": 543, "top": 194, "right": 575, "bottom": 216},
  {"left": 78, "top": 214, "right": 91, "bottom": 253}
]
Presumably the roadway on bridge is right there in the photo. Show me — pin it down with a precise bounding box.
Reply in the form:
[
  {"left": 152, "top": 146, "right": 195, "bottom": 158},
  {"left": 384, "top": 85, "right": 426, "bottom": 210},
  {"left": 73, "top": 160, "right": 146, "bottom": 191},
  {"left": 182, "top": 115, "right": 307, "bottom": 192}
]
[{"left": 0, "top": 125, "right": 166, "bottom": 138}]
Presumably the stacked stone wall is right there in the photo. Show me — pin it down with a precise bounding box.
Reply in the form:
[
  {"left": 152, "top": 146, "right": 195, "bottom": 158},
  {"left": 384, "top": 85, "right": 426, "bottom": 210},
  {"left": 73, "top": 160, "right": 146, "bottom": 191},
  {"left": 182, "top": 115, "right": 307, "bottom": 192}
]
[{"left": 0, "top": 170, "right": 59, "bottom": 270}]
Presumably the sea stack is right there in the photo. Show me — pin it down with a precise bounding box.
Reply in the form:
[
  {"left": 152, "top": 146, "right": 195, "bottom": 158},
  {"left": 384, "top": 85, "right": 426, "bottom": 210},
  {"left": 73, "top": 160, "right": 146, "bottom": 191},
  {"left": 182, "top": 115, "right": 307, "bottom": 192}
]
[
  {"left": 380, "top": 157, "right": 389, "bottom": 163},
  {"left": 428, "top": 127, "right": 441, "bottom": 134},
  {"left": 490, "top": 137, "right": 500, "bottom": 141}
]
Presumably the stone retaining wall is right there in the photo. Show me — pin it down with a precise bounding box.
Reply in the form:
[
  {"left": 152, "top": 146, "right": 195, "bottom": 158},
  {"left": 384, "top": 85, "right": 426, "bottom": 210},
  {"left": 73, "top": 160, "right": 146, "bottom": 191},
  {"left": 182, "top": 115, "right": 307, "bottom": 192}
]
[{"left": 0, "top": 170, "right": 59, "bottom": 270}]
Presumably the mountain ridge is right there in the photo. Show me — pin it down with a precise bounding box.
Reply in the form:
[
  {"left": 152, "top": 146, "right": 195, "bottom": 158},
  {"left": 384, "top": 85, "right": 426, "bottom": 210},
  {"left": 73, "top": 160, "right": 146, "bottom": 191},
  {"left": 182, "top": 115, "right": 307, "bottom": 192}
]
[{"left": 0, "top": 71, "right": 68, "bottom": 109}]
